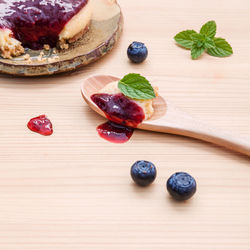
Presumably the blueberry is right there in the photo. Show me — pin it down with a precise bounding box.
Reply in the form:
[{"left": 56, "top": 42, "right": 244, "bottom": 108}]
[
  {"left": 127, "top": 41, "right": 148, "bottom": 63},
  {"left": 167, "top": 172, "right": 197, "bottom": 201},
  {"left": 130, "top": 160, "right": 157, "bottom": 186}
]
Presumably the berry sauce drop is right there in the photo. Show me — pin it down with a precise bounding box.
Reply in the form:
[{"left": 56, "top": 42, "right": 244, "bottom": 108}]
[
  {"left": 97, "top": 121, "right": 134, "bottom": 144},
  {"left": 27, "top": 115, "right": 53, "bottom": 136},
  {"left": 91, "top": 93, "right": 145, "bottom": 143},
  {"left": 91, "top": 93, "right": 145, "bottom": 127}
]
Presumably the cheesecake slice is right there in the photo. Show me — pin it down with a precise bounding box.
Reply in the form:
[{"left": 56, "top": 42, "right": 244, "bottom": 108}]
[{"left": 0, "top": 0, "right": 92, "bottom": 58}]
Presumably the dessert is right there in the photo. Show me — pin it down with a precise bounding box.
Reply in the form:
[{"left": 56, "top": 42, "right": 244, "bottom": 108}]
[
  {"left": 0, "top": 0, "right": 92, "bottom": 58},
  {"left": 92, "top": 80, "right": 157, "bottom": 127},
  {"left": 27, "top": 115, "right": 53, "bottom": 136},
  {"left": 130, "top": 160, "right": 157, "bottom": 186},
  {"left": 90, "top": 74, "right": 157, "bottom": 143},
  {"left": 167, "top": 172, "right": 197, "bottom": 201}
]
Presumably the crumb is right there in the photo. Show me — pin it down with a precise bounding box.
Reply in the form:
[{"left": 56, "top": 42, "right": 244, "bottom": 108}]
[
  {"left": 58, "top": 39, "right": 69, "bottom": 50},
  {"left": 53, "top": 49, "right": 57, "bottom": 54},
  {"left": 23, "top": 54, "right": 30, "bottom": 60},
  {"left": 61, "top": 43, "right": 69, "bottom": 50},
  {"left": 43, "top": 44, "right": 50, "bottom": 50},
  {"left": 26, "top": 58, "right": 32, "bottom": 64},
  {"left": 23, "top": 54, "right": 32, "bottom": 63},
  {"left": 36, "top": 50, "right": 48, "bottom": 62}
]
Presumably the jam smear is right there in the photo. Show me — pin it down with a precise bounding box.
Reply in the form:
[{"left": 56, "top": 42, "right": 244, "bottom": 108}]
[
  {"left": 91, "top": 93, "right": 145, "bottom": 128},
  {"left": 27, "top": 115, "right": 53, "bottom": 136},
  {"left": 91, "top": 93, "right": 145, "bottom": 143},
  {"left": 97, "top": 121, "right": 134, "bottom": 144},
  {"left": 0, "top": 0, "right": 88, "bottom": 49}
]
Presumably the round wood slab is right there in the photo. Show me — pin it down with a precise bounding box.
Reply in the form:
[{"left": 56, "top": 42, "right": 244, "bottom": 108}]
[{"left": 0, "top": 0, "right": 123, "bottom": 77}]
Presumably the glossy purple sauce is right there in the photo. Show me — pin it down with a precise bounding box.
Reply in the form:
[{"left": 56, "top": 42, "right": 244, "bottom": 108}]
[
  {"left": 91, "top": 93, "right": 145, "bottom": 128},
  {"left": 91, "top": 93, "right": 145, "bottom": 143},
  {"left": 0, "top": 0, "right": 88, "bottom": 49},
  {"left": 97, "top": 121, "right": 134, "bottom": 143}
]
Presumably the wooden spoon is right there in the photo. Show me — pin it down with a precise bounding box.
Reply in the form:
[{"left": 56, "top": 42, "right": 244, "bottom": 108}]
[{"left": 81, "top": 75, "right": 250, "bottom": 156}]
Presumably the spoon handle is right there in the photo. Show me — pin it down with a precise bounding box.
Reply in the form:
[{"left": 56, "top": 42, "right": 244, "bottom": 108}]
[{"left": 143, "top": 104, "right": 250, "bottom": 156}]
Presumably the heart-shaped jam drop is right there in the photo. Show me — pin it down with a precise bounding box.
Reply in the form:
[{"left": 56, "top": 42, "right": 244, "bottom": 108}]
[{"left": 27, "top": 115, "right": 53, "bottom": 136}]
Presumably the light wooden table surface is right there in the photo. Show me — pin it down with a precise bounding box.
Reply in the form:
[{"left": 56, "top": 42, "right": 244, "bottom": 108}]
[{"left": 0, "top": 0, "right": 250, "bottom": 249}]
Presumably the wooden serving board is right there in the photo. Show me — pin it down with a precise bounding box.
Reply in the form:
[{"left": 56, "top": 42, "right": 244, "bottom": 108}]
[{"left": 0, "top": 0, "right": 249, "bottom": 249}]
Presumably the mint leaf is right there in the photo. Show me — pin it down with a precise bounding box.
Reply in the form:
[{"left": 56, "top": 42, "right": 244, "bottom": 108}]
[
  {"left": 192, "top": 33, "right": 215, "bottom": 49},
  {"left": 204, "top": 37, "right": 215, "bottom": 49},
  {"left": 200, "top": 20, "right": 216, "bottom": 39},
  {"left": 191, "top": 44, "right": 205, "bottom": 59},
  {"left": 207, "top": 37, "right": 233, "bottom": 57},
  {"left": 191, "top": 33, "right": 206, "bottom": 47},
  {"left": 118, "top": 73, "right": 156, "bottom": 100},
  {"left": 174, "top": 30, "right": 198, "bottom": 49}
]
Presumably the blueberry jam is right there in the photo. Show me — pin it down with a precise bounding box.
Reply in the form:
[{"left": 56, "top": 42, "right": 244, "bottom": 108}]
[
  {"left": 97, "top": 121, "right": 134, "bottom": 144},
  {"left": 91, "top": 93, "right": 145, "bottom": 143},
  {"left": 91, "top": 93, "right": 145, "bottom": 128},
  {"left": 27, "top": 115, "right": 53, "bottom": 136},
  {"left": 0, "top": 0, "right": 88, "bottom": 49}
]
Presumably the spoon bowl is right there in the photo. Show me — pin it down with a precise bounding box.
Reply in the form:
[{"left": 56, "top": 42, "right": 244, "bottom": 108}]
[
  {"left": 81, "top": 74, "right": 167, "bottom": 121},
  {"left": 81, "top": 74, "right": 250, "bottom": 156}
]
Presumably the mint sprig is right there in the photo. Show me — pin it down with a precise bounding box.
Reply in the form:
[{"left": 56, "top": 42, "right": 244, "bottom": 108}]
[
  {"left": 174, "top": 20, "right": 233, "bottom": 59},
  {"left": 118, "top": 73, "right": 156, "bottom": 100},
  {"left": 200, "top": 20, "right": 216, "bottom": 39},
  {"left": 174, "top": 30, "right": 198, "bottom": 49},
  {"left": 191, "top": 45, "right": 205, "bottom": 60}
]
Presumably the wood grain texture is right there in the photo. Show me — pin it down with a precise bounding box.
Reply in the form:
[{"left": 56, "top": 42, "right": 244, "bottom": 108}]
[{"left": 0, "top": 0, "right": 250, "bottom": 249}]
